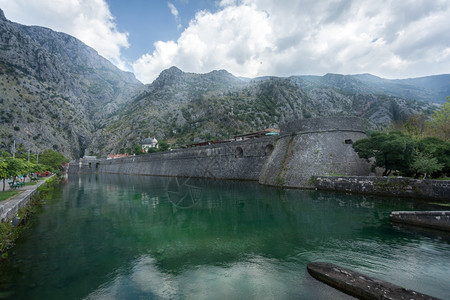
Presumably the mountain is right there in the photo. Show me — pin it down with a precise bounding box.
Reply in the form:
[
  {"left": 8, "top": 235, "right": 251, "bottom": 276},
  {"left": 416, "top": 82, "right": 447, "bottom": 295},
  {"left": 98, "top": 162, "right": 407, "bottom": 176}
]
[
  {"left": 0, "top": 8, "right": 143, "bottom": 158},
  {"left": 290, "top": 73, "right": 450, "bottom": 104},
  {"left": 91, "top": 67, "right": 436, "bottom": 155},
  {"left": 0, "top": 10, "right": 445, "bottom": 158}
]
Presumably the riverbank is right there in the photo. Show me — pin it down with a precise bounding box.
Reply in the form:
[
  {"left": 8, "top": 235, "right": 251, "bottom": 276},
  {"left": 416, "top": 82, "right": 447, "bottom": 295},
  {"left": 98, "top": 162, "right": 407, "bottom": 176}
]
[
  {"left": 0, "top": 176, "right": 56, "bottom": 257},
  {"left": 312, "top": 176, "right": 450, "bottom": 201},
  {"left": 0, "top": 176, "right": 53, "bottom": 223}
]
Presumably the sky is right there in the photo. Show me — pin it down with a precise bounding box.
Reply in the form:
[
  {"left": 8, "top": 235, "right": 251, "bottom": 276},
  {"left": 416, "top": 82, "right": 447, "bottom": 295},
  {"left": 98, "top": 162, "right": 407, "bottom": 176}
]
[{"left": 0, "top": 0, "right": 449, "bottom": 84}]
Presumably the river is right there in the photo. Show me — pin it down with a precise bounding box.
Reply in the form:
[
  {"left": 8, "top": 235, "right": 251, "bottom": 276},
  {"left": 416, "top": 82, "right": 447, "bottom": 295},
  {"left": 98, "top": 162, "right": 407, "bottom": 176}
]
[{"left": 1, "top": 174, "right": 449, "bottom": 299}]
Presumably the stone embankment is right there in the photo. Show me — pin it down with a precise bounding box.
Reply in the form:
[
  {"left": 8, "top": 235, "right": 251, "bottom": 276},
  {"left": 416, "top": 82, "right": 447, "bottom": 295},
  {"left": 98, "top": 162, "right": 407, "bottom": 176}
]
[
  {"left": 307, "top": 262, "right": 439, "bottom": 300},
  {"left": 313, "top": 176, "right": 450, "bottom": 201},
  {"left": 0, "top": 177, "right": 51, "bottom": 223},
  {"left": 390, "top": 211, "right": 450, "bottom": 232}
]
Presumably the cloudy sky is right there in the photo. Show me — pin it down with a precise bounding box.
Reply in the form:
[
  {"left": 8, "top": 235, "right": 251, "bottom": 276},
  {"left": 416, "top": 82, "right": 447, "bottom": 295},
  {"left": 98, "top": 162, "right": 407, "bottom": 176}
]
[{"left": 0, "top": 0, "right": 449, "bottom": 84}]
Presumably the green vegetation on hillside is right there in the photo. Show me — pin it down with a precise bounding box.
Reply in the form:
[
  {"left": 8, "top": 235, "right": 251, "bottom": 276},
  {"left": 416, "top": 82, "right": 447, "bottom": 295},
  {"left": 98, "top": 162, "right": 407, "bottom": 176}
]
[
  {"left": 353, "top": 102, "right": 450, "bottom": 179},
  {"left": 390, "top": 96, "right": 450, "bottom": 142}
]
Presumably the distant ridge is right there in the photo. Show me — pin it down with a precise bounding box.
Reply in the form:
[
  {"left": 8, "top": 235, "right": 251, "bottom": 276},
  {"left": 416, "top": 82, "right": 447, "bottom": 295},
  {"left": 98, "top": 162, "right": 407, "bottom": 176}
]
[{"left": 289, "top": 73, "right": 449, "bottom": 104}]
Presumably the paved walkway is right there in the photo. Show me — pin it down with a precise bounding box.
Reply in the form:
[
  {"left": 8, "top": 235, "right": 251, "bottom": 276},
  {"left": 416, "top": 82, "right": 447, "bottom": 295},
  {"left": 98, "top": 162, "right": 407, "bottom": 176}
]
[{"left": 0, "top": 177, "right": 52, "bottom": 222}]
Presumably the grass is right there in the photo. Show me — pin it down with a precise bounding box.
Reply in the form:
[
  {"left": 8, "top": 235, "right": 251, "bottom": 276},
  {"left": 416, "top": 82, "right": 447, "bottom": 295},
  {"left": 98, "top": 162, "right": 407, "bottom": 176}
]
[
  {"left": 0, "top": 190, "right": 20, "bottom": 202},
  {"left": 428, "top": 202, "right": 450, "bottom": 207},
  {"left": 25, "top": 181, "right": 37, "bottom": 186},
  {"left": 325, "top": 173, "right": 346, "bottom": 177}
]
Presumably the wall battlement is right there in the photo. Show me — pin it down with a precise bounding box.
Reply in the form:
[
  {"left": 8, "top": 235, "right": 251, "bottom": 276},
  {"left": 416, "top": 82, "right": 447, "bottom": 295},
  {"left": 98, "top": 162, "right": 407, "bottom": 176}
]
[{"left": 280, "top": 116, "right": 366, "bottom": 136}]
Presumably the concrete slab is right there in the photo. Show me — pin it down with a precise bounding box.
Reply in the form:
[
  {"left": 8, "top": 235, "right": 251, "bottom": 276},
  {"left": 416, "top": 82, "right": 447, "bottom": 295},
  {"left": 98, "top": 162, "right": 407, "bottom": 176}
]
[
  {"left": 390, "top": 211, "right": 450, "bottom": 232},
  {"left": 307, "top": 262, "right": 440, "bottom": 300}
]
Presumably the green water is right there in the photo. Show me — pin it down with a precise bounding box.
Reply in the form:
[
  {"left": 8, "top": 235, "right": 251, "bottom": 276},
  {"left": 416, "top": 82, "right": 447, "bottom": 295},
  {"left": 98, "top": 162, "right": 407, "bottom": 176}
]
[{"left": 1, "top": 174, "right": 449, "bottom": 299}]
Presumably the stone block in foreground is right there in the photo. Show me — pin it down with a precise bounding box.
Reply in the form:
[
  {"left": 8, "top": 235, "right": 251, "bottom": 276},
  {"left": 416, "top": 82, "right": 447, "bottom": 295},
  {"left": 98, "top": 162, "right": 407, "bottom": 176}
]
[
  {"left": 390, "top": 211, "right": 450, "bottom": 232},
  {"left": 307, "top": 262, "right": 439, "bottom": 300}
]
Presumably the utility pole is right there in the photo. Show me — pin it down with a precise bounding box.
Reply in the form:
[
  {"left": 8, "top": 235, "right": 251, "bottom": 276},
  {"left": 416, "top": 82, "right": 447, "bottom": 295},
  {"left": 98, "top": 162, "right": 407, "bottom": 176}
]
[
  {"left": 28, "top": 149, "right": 30, "bottom": 161},
  {"left": 12, "top": 140, "right": 15, "bottom": 158}
]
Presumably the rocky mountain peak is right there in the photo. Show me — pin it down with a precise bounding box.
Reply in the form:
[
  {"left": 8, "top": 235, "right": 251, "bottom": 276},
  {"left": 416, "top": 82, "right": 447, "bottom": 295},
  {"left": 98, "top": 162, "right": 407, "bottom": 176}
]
[
  {"left": 207, "top": 69, "right": 234, "bottom": 77},
  {"left": 0, "top": 8, "right": 5, "bottom": 20},
  {"left": 204, "top": 69, "right": 244, "bottom": 85},
  {"left": 166, "top": 66, "right": 184, "bottom": 74},
  {"left": 161, "top": 66, "right": 185, "bottom": 78},
  {"left": 152, "top": 66, "right": 185, "bottom": 88}
]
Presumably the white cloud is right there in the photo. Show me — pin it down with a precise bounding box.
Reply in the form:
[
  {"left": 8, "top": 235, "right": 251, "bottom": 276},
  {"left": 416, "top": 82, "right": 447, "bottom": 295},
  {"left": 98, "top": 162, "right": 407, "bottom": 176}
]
[
  {"left": 133, "top": 0, "right": 450, "bottom": 83},
  {"left": 0, "top": 0, "right": 129, "bottom": 70},
  {"left": 1, "top": 0, "right": 449, "bottom": 83},
  {"left": 168, "top": 2, "right": 182, "bottom": 30},
  {"left": 168, "top": 2, "right": 179, "bottom": 19},
  {"left": 133, "top": 3, "right": 275, "bottom": 83}
]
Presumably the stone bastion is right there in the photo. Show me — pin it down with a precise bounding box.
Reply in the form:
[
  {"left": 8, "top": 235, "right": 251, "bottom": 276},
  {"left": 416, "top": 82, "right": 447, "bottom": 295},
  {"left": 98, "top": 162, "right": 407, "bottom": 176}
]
[{"left": 259, "top": 116, "right": 371, "bottom": 188}]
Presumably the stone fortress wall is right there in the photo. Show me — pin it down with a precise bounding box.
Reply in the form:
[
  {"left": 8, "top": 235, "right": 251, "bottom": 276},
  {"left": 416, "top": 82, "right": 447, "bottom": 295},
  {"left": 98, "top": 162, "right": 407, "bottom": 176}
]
[
  {"left": 259, "top": 117, "right": 371, "bottom": 188},
  {"left": 71, "top": 137, "right": 276, "bottom": 181},
  {"left": 69, "top": 117, "right": 371, "bottom": 189}
]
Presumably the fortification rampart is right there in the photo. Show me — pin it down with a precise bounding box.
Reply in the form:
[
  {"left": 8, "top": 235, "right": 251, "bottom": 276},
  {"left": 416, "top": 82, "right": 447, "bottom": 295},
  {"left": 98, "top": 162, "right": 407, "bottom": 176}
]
[
  {"left": 70, "top": 137, "right": 276, "bottom": 180},
  {"left": 68, "top": 156, "right": 100, "bottom": 174},
  {"left": 69, "top": 117, "right": 371, "bottom": 188}
]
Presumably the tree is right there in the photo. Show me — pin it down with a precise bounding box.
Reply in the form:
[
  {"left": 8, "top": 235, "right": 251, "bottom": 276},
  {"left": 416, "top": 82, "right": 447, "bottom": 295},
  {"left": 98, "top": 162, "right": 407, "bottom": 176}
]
[
  {"left": 353, "top": 131, "right": 415, "bottom": 176},
  {"left": 159, "top": 141, "right": 170, "bottom": 152},
  {"left": 2, "top": 157, "right": 26, "bottom": 191},
  {"left": 38, "top": 149, "right": 69, "bottom": 174},
  {"left": 390, "top": 114, "right": 427, "bottom": 139},
  {"left": 132, "top": 145, "right": 143, "bottom": 155},
  {"left": 147, "top": 147, "right": 160, "bottom": 153},
  {"left": 416, "top": 136, "right": 450, "bottom": 177},
  {"left": 32, "top": 163, "right": 47, "bottom": 173},
  {"left": 428, "top": 96, "right": 450, "bottom": 142},
  {"left": 411, "top": 152, "right": 444, "bottom": 179},
  {"left": 0, "top": 158, "right": 7, "bottom": 192}
]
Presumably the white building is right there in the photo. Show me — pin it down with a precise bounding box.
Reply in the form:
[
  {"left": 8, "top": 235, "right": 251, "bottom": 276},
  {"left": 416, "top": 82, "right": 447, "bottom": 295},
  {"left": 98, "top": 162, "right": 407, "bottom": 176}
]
[{"left": 142, "top": 137, "right": 159, "bottom": 152}]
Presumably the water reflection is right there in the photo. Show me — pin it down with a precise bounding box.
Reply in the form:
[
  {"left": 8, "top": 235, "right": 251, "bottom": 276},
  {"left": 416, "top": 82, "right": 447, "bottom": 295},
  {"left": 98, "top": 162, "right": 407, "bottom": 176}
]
[
  {"left": 0, "top": 174, "right": 449, "bottom": 300},
  {"left": 85, "top": 255, "right": 298, "bottom": 300}
]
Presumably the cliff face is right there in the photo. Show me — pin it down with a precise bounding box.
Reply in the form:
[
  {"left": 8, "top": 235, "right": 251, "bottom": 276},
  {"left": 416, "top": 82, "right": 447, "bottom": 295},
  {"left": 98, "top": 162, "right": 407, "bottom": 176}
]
[{"left": 0, "top": 9, "right": 143, "bottom": 158}]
